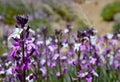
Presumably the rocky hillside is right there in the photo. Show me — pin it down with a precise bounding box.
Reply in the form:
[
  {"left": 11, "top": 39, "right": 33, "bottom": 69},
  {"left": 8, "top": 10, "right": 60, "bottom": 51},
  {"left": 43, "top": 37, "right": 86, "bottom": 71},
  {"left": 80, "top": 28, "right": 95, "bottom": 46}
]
[{"left": 0, "top": 0, "right": 118, "bottom": 36}]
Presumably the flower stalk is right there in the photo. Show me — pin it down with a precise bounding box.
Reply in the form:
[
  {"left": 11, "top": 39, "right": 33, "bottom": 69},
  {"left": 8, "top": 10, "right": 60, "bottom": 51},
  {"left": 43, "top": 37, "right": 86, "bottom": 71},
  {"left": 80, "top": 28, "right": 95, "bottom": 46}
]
[
  {"left": 55, "top": 29, "right": 64, "bottom": 82},
  {"left": 21, "top": 31, "right": 26, "bottom": 82}
]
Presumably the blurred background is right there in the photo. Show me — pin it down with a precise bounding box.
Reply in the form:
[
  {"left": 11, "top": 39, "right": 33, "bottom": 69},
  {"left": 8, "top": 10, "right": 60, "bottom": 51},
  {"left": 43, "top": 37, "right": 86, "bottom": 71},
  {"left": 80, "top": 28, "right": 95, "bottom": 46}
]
[
  {"left": 0, "top": 0, "right": 120, "bottom": 38},
  {"left": 0, "top": 0, "right": 120, "bottom": 81}
]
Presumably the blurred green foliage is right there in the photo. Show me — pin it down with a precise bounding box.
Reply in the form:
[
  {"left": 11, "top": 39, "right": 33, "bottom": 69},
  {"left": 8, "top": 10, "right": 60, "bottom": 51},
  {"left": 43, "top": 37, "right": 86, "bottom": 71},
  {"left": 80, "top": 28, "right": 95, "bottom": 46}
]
[
  {"left": 43, "top": 2, "right": 76, "bottom": 22},
  {"left": 0, "top": 0, "right": 88, "bottom": 31},
  {"left": 0, "top": 0, "right": 30, "bottom": 24},
  {"left": 42, "top": 4, "right": 61, "bottom": 22},
  {"left": 51, "top": 5, "right": 76, "bottom": 22},
  {"left": 43, "top": 1, "right": 88, "bottom": 30},
  {"left": 93, "top": 67, "right": 120, "bottom": 82},
  {"left": 74, "top": 0, "right": 85, "bottom": 4},
  {"left": 113, "top": 22, "right": 120, "bottom": 32},
  {"left": 29, "top": 18, "right": 53, "bottom": 33},
  {"left": 75, "top": 18, "right": 88, "bottom": 30},
  {"left": 0, "top": 39, "right": 6, "bottom": 55},
  {"left": 101, "top": 1, "right": 120, "bottom": 21}
]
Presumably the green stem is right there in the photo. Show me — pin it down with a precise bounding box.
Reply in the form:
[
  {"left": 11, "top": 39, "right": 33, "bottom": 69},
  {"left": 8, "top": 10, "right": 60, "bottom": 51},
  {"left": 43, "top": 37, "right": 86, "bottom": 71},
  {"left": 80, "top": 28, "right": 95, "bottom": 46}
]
[
  {"left": 44, "top": 35, "right": 49, "bottom": 82},
  {"left": 57, "top": 35, "right": 64, "bottom": 82},
  {"left": 22, "top": 31, "right": 26, "bottom": 82}
]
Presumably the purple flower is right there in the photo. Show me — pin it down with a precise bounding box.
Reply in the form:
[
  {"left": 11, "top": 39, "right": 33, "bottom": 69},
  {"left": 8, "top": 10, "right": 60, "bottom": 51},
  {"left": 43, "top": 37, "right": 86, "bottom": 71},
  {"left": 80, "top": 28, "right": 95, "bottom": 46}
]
[
  {"left": 66, "top": 51, "right": 73, "bottom": 56},
  {"left": 80, "top": 44, "right": 87, "bottom": 51},
  {"left": 89, "top": 57, "right": 97, "bottom": 65},
  {"left": 22, "top": 63, "right": 31, "bottom": 71},
  {"left": 98, "top": 38, "right": 105, "bottom": 44},
  {"left": 9, "top": 44, "right": 20, "bottom": 60},
  {"left": 8, "top": 15, "right": 36, "bottom": 82},
  {"left": 52, "top": 54, "right": 59, "bottom": 60},
  {"left": 48, "top": 44, "right": 57, "bottom": 52},
  {"left": 16, "top": 15, "right": 28, "bottom": 27},
  {"left": 25, "top": 39, "right": 35, "bottom": 51},
  {"left": 12, "top": 68, "right": 16, "bottom": 73},
  {"left": 35, "top": 48, "right": 40, "bottom": 55},
  {"left": 67, "top": 58, "right": 78, "bottom": 66},
  {"left": 40, "top": 67, "right": 46, "bottom": 77},
  {"left": 40, "top": 59, "right": 46, "bottom": 66},
  {"left": 86, "top": 77, "right": 92, "bottom": 82},
  {"left": 50, "top": 62, "right": 57, "bottom": 68},
  {"left": 91, "top": 70, "right": 98, "bottom": 77},
  {"left": 26, "top": 73, "right": 38, "bottom": 81},
  {"left": 56, "top": 72, "right": 61, "bottom": 78},
  {"left": 63, "top": 67, "right": 68, "bottom": 74},
  {"left": 114, "top": 63, "right": 120, "bottom": 69},
  {"left": 111, "top": 39, "right": 118, "bottom": 45},
  {"left": 26, "top": 73, "right": 33, "bottom": 82},
  {"left": 0, "top": 68, "right": 5, "bottom": 75},
  {"left": 78, "top": 72, "right": 88, "bottom": 78}
]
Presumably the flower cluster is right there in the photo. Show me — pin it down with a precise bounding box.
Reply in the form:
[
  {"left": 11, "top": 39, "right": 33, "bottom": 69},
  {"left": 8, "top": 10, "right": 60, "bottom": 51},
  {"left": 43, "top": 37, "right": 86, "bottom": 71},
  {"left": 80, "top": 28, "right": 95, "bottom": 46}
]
[
  {"left": 7, "top": 15, "right": 37, "bottom": 82},
  {"left": 0, "top": 15, "right": 120, "bottom": 82}
]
